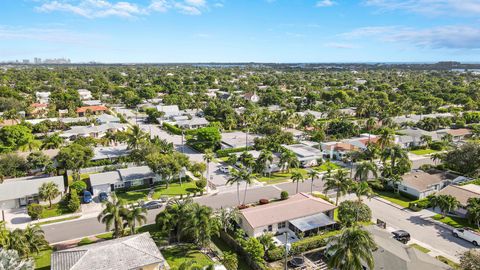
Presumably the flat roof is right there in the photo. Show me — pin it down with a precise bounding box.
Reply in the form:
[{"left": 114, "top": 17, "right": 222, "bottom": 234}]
[
  {"left": 118, "top": 166, "right": 155, "bottom": 182},
  {"left": 283, "top": 144, "right": 322, "bottom": 158},
  {"left": 289, "top": 212, "right": 336, "bottom": 232},
  {"left": 92, "top": 145, "right": 130, "bottom": 161}
]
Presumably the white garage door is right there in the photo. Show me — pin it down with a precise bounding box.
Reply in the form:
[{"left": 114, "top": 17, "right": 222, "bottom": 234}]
[{"left": 92, "top": 184, "right": 111, "bottom": 196}]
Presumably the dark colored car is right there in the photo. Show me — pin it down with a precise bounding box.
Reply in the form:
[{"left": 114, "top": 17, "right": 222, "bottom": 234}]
[
  {"left": 83, "top": 190, "right": 93, "bottom": 203},
  {"left": 98, "top": 192, "right": 109, "bottom": 202},
  {"left": 392, "top": 230, "right": 411, "bottom": 244},
  {"left": 142, "top": 201, "right": 163, "bottom": 210}
]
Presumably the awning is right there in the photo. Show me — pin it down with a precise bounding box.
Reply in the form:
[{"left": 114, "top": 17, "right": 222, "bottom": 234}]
[{"left": 289, "top": 213, "right": 336, "bottom": 232}]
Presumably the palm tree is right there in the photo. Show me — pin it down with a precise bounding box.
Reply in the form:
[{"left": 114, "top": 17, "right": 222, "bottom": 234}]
[
  {"left": 280, "top": 149, "right": 299, "bottom": 172},
  {"left": 38, "top": 182, "right": 60, "bottom": 208},
  {"left": 216, "top": 207, "right": 239, "bottom": 233},
  {"left": 420, "top": 134, "right": 433, "bottom": 147},
  {"left": 156, "top": 198, "right": 194, "bottom": 243},
  {"left": 257, "top": 233, "right": 275, "bottom": 253},
  {"left": 378, "top": 128, "right": 395, "bottom": 150},
  {"left": 123, "top": 206, "right": 147, "bottom": 235},
  {"left": 326, "top": 226, "right": 376, "bottom": 270},
  {"left": 126, "top": 125, "right": 146, "bottom": 150},
  {"left": 351, "top": 181, "right": 373, "bottom": 202},
  {"left": 97, "top": 194, "right": 127, "bottom": 238},
  {"left": 467, "top": 198, "right": 480, "bottom": 229},
  {"left": 431, "top": 195, "right": 460, "bottom": 218},
  {"left": 226, "top": 168, "right": 244, "bottom": 206},
  {"left": 257, "top": 149, "right": 273, "bottom": 176},
  {"left": 307, "top": 169, "right": 320, "bottom": 194},
  {"left": 291, "top": 170, "right": 305, "bottom": 194},
  {"left": 8, "top": 229, "right": 30, "bottom": 258},
  {"left": 381, "top": 145, "right": 411, "bottom": 175},
  {"left": 178, "top": 260, "right": 203, "bottom": 270},
  {"left": 41, "top": 133, "right": 64, "bottom": 150},
  {"left": 203, "top": 149, "right": 214, "bottom": 192},
  {"left": 354, "top": 161, "right": 378, "bottom": 182},
  {"left": 23, "top": 225, "right": 48, "bottom": 255},
  {"left": 324, "top": 169, "right": 352, "bottom": 206},
  {"left": 182, "top": 204, "right": 219, "bottom": 248}
]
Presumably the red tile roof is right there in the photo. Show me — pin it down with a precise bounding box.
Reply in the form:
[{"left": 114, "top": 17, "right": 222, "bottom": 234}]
[{"left": 76, "top": 105, "right": 108, "bottom": 113}]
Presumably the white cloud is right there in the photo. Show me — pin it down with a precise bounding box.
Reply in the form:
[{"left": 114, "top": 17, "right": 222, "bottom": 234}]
[
  {"left": 36, "top": 0, "right": 211, "bottom": 18},
  {"left": 316, "top": 0, "right": 336, "bottom": 7},
  {"left": 364, "top": 0, "right": 480, "bottom": 16},
  {"left": 324, "top": 42, "right": 357, "bottom": 49},
  {"left": 341, "top": 25, "right": 480, "bottom": 49},
  {"left": 0, "top": 25, "right": 102, "bottom": 44}
]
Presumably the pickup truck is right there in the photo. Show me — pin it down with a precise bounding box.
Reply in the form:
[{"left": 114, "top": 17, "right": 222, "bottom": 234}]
[{"left": 452, "top": 228, "right": 480, "bottom": 246}]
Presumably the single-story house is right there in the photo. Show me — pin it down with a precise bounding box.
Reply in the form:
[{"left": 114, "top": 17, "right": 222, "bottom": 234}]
[
  {"left": 0, "top": 175, "right": 65, "bottom": 209},
  {"left": 395, "top": 128, "right": 438, "bottom": 148},
  {"left": 156, "top": 105, "right": 181, "bottom": 119},
  {"left": 234, "top": 150, "right": 281, "bottom": 173},
  {"left": 221, "top": 131, "right": 261, "bottom": 149},
  {"left": 174, "top": 117, "right": 209, "bottom": 129},
  {"left": 436, "top": 128, "right": 472, "bottom": 142},
  {"left": 77, "top": 89, "right": 93, "bottom": 100},
  {"left": 36, "top": 91, "right": 51, "bottom": 104},
  {"left": 89, "top": 166, "right": 160, "bottom": 195},
  {"left": 76, "top": 105, "right": 108, "bottom": 116},
  {"left": 392, "top": 113, "right": 453, "bottom": 125},
  {"left": 96, "top": 113, "right": 120, "bottom": 124},
  {"left": 239, "top": 193, "right": 337, "bottom": 239},
  {"left": 363, "top": 226, "right": 450, "bottom": 270},
  {"left": 60, "top": 123, "right": 128, "bottom": 140},
  {"left": 91, "top": 145, "right": 130, "bottom": 161},
  {"left": 51, "top": 232, "right": 167, "bottom": 270},
  {"left": 82, "top": 100, "right": 103, "bottom": 106},
  {"left": 398, "top": 171, "right": 450, "bottom": 199},
  {"left": 282, "top": 144, "right": 323, "bottom": 167},
  {"left": 438, "top": 184, "right": 480, "bottom": 217}
]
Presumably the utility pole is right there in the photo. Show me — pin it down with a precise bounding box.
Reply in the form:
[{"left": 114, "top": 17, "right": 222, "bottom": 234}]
[{"left": 284, "top": 232, "right": 290, "bottom": 270}]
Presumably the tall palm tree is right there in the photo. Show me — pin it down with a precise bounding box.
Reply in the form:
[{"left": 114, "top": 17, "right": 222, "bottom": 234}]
[
  {"left": 216, "top": 207, "right": 239, "bottom": 233},
  {"left": 38, "top": 182, "right": 60, "bottom": 208},
  {"left": 97, "top": 194, "right": 127, "bottom": 238},
  {"left": 123, "top": 206, "right": 147, "bottom": 235},
  {"left": 227, "top": 167, "right": 256, "bottom": 205},
  {"left": 126, "top": 125, "right": 146, "bottom": 150},
  {"left": 377, "top": 128, "right": 395, "bottom": 150},
  {"left": 381, "top": 145, "right": 411, "bottom": 175},
  {"left": 203, "top": 149, "right": 214, "bottom": 192},
  {"left": 326, "top": 226, "right": 376, "bottom": 270},
  {"left": 324, "top": 169, "right": 352, "bottom": 206},
  {"left": 307, "top": 169, "right": 320, "bottom": 194},
  {"left": 291, "top": 170, "right": 305, "bottom": 194},
  {"left": 280, "top": 149, "right": 299, "bottom": 172},
  {"left": 467, "top": 198, "right": 480, "bottom": 229},
  {"left": 354, "top": 161, "right": 378, "bottom": 182},
  {"left": 257, "top": 149, "right": 273, "bottom": 176},
  {"left": 226, "top": 168, "right": 244, "bottom": 206},
  {"left": 156, "top": 198, "right": 194, "bottom": 243},
  {"left": 8, "top": 229, "right": 30, "bottom": 258},
  {"left": 23, "top": 225, "right": 48, "bottom": 256},
  {"left": 431, "top": 195, "right": 460, "bottom": 218},
  {"left": 182, "top": 204, "right": 219, "bottom": 248},
  {"left": 351, "top": 181, "right": 373, "bottom": 202}
]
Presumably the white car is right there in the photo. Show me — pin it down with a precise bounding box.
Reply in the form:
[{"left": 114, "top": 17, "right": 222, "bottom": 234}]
[
  {"left": 219, "top": 166, "right": 230, "bottom": 173},
  {"left": 453, "top": 228, "right": 480, "bottom": 246}
]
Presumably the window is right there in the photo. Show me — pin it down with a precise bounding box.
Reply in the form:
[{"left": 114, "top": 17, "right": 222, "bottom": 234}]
[
  {"left": 268, "top": 225, "right": 273, "bottom": 231},
  {"left": 278, "top": 222, "right": 286, "bottom": 229}
]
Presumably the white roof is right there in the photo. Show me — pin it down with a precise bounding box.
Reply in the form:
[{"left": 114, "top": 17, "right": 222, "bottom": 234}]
[{"left": 0, "top": 176, "right": 64, "bottom": 201}]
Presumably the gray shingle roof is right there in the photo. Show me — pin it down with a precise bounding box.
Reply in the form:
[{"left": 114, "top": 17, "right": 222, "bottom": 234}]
[
  {"left": 51, "top": 233, "right": 165, "bottom": 270},
  {"left": 89, "top": 171, "right": 122, "bottom": 186},
  {"left": 0, "top": 176, "right": 64, "bottom": 201},
  {"left": 118, "top": 166, "right": 155, "bottom": 181}
]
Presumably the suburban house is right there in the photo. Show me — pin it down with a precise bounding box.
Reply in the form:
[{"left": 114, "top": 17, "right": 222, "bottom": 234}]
[
  {"left": 244, "top": 92, "right": 260, "bottom": 103},
  {"left": 398, "top": 171, "right": 451, "bottom": 199},
  {"left": 234, "top": 150, "right": 281, "bottom": 173},
  {"left": 82, "top": 100, "right": 103, "bottom": 106},
  {"left": 436, "top": 128, "right": 472, "bottom": 142},
  {"left": 35, "top": 91, "right": 51, "bottom": 104},
  {"left": 91, "top": 145, "right": 130, "bottom": 162},
  {"left": 238, "top": 193, "right": 337, "bottom": 240},
  {"left": 76, "top": 105, "right": 108, "bottom": 116},
  {"left": 392, "top": 113, "right": 453, "bottom": 125},
  {"left": 297, "top": 110, "right": 327, "bottom": 120},
  {"left": 77, "top": 89, "right": 93, "bottom": 100},
  {"left": 60, "top": 123, "right": 128, "bottom": 140},
  {"left": 175, "top": 117, "right": 209, "bottom": 129},
  {"left": 29, "top": 103, "right": 49, "bottom": 118},
  {"left": 395, "top": 128, "right": 438, "bottom": 148},
  {"left": 0, "top": 175, "right": 65, "bottom": 209},
  {"left": 51, "top": 232, "right": 167, "bottom": 270},
  {"left": 363, "top": 226, "right": 450, "bottom": 270},
  {"left": 89, "top": 166, "right": 159, "bottom": 195},
  {"left": 438, "top": 184, "right": 480, "bottom": 217},
  {"left": 156, "top": 105, "right": 181, "bottom": 119},
  {"left": 221, "top": 131, "right": 261, "bottom": 149},
  {"left": 96, "top": 113, "right": 121, "bottom": 124},
  {"left": 321, "top": 134, "right": 378, "bottom": 160},
  {"left": 282, "top": 144, "right": 323, "bottom": 167}
]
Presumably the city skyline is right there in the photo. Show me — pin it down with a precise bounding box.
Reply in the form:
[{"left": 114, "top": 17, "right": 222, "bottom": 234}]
[{"left": 1, "top": 0, "right": 480, "bottom": 63}]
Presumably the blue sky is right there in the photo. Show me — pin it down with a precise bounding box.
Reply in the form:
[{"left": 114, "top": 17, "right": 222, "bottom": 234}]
[{"left": 1, "top": 0, "right": 480, "bottom": 63}]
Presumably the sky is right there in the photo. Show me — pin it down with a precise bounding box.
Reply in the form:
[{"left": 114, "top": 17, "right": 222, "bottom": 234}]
[{"left": 1, "top": 0, "right": 480, "bottom": 63}]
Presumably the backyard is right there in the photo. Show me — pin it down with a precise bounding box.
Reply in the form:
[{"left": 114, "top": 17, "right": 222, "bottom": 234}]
[
  {"left": 212, "top": 236, "right": 251, "bottom": 270},
  {"left": 162, "top": 244, "right": 214, "bottom": 269}
]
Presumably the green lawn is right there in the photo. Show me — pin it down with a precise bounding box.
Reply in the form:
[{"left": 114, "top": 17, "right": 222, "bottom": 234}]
[
  {"left": 212, "top": 236, "right": 251, "bottom": 270},
  {"left": 162, "top": 244, "right": 213, "bottom": 269},
  {"left": 40, "top": 203, "right": 74, "bottom": 219},
  {"left": 436, "top": 256, "right": 460, "bottom": 269},
  {"left": 410, "top": 148, "right": 439, "bottom": 155},
  {"left": 375, "top": 190, "right": 414, "bottom": 208},
  {"left": 409, "top": 243, "right": 431, "bottom": 253},
  {"left": 34, "top": 249, "right": 52, "bottom": 270},
  {"left": 152, "top": 181, "right": 199, "bottom": 199},
  {"left": 313, "top": 162, "right": 341, "bottom": 171},
  {"left": 258, "top": 162, "right": 341, "bottom": 185},
  {"left": 116, "top": 190, "right": 150, "bottom": 203},
  {"left": 37, "top": 215, "right": 80, "bottom": 225},
  {"left": 432, "top": 214, "right": 478, "bottom": 231}
]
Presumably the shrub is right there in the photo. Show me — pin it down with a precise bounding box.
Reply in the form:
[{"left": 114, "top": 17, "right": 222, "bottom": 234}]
[
  {"left": 266, "top": 247, "right": 284, "bottom": 261},
  {"left": 259, "top": 199, "right": 269, "bottom": 205},
  {"left": 238, "top": 204, "right": 248, "bottom": 210},
  {"left": 429, "top": 141, "right": 444, "bottom": 151},
  {"left": 195, "top": 177, "right": 207, "bottom": 190},
  {"left": 409, "top": 198, "right": 431, "bottom": 211},
  {"left": 27, "top": 203, "right": 43, "bottom": 219},
  {"left": 67, "top": 189, "right": 81, "bottom": 212},
  {"left": 337, "top": 200, "right": 371, "bottom": 226},
  {"left": 69, "top": 181, "right": 87, "bottom": 195},
  {"left": 280, "top": 191, "right": 289, "bottom": 200}
]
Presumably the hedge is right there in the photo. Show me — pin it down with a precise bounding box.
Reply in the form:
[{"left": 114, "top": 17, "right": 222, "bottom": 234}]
[
  {"left": 162, "top": 122, "right": 196, "bottom": 136},
  {"left": 216, "top": 146, "right": 254, "bottom": 158},
  {"left": 408, "top": 198, "right": 431, "bottom": 211}
]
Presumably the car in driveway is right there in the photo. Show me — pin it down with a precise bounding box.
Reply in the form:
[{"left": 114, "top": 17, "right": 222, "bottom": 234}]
[
  {"left": 142, "top": 201, "right": 163, "bottom": 210},
  {"left": 98, "top": 192, "right": 109, "bottom": 202},
  {"left": 83, "top": 190, "right": 93, "bottom": 204},
  {"left": 392, "top": 230, "right": 410, "bottom": 244},
  {"left": 219, "top": 166, "right": 230, "bottom": 174}
]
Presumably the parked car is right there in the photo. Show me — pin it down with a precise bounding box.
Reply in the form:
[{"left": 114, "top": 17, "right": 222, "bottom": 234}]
[
  {"left": 219, "top": 166, "right": 230, "bottom": 173},
  {"left": 83, "top": 190, "right": 93, "bottom": 204},
  {"left": 392, "top": 230, "right": 410, "bottom": 244},
  {"left": 453, "top": 228, "right": 480, "bottom": 246},
  {"left": 98, "top": 192, "right": 109, "bottom": 202},
  {"left": 142, "top": 201, "right": 163, "bottom": 210}
]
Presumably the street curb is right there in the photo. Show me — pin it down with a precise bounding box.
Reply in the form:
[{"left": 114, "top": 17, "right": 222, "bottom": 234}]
[{"left": 372, "top": 196, "right": 408, "bottom": 211}]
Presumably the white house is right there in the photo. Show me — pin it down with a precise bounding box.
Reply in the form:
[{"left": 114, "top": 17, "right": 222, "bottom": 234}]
[
  {"left": 239, "top": 193, "right": 337, "bottom": 239},
  {"left": 156, "top": 105, "right": 181, "bottom": 119},
  {"left": 282, "top": 144, "right": 323, "bottom": 167},
  {"left": 0, "top": 175, "right": 65, "bottom": 209},
  {"left": 89, "top": 166, "right": 160, "bottom": 195},
  {"left": 398, "top": 171, "right": 450, "bottom": 199},
  {"left": 35, "top": 91, "right": 51, "bottom": 104},
  {"left": 77, "top": 89, "right": 93, "bottom": 100}
]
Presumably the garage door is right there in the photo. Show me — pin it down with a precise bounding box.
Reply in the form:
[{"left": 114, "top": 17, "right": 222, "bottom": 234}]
[{"left": 92, "top": 184, "right": 111, "bottom": 196}]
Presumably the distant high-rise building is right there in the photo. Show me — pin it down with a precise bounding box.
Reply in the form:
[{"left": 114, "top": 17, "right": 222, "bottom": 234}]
[
  {"left": 34, "top": 58, "right": 42, "bottom": 64},
  {"left": 22, "top": 59, "right": 30, "bottom": 64}
]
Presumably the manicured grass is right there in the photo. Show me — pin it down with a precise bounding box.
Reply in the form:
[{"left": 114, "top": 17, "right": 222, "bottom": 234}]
[
  {"left": 78, "top": 237, "right": 95, "bottom": 246},
  {"left": 313, "top": 162, "right": 341, "bottom": 171},
  {"left": 409, "top": 243, "right": 431, "bottom": 253},
  {"left": 34, "top": 249, "right": 52, "bottom": 270},
  {"left": 432, "top": 214, "right": 478, "bottom": 231},
  {"left": 410, "top": 148, "right": 439, "bottom": 155},
  {"left": 67, "top": 173, "right": 90, "bottom": 185},
  {"left": 116, "top": 190, "right": 149, "bottom": 203},
  {"left": 436, "top": 256, "right": 460, "bottom": 269},
  {"left": 162, "top": 244, "right": 213, "bottom": 269},
  {"left": 375, "top": 190, "right": 414, "bottom": 208},
  {"left": 95, "top": 232, "right": 114, "bottom": 240},
  {"left": 212, "top": 236, "right": 250, "bottom": 270},
  {"left": 37, "top": 215, "right": 81, "bottom": 225},
  {"left": 39, "top": 203, "right": 74, "bottom": 219},
  {"left": 258, "top": 162, "right": 341, "bottom": 185},
  {"left": 152, "top": 181, "right": 199, "bottom": 199}
]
